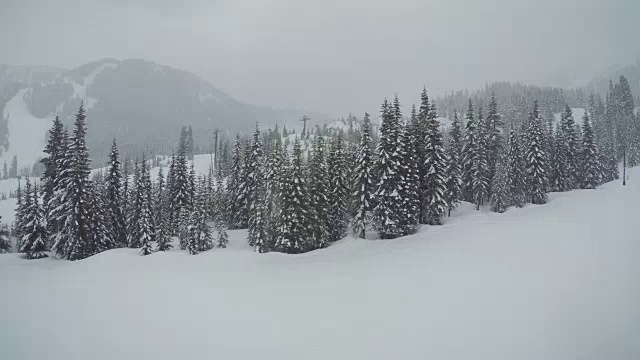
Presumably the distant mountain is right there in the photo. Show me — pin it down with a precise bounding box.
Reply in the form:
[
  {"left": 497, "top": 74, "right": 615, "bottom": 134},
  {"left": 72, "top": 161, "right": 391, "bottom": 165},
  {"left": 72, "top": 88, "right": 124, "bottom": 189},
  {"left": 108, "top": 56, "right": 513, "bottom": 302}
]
[{"left": 0, "top": 58, "right": 331, "bottom": 170}]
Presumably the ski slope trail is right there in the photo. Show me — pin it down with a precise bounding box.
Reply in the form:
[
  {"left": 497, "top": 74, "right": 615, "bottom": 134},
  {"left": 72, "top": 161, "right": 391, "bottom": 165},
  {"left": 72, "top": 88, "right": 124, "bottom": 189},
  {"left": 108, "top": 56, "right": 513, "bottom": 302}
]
[{"left": 1, "top": 168, "right": 639, "bottom": 359}]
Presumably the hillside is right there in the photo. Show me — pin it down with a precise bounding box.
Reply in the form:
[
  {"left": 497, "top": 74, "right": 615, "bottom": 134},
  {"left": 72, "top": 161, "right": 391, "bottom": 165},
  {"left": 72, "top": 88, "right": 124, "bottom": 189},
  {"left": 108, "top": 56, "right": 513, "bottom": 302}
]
[
  {"left": 1, "top": 165, "right": 638, "bottom": 359},
  {"left": 0, "top": 59, "right": 330, "bottom": 170}
]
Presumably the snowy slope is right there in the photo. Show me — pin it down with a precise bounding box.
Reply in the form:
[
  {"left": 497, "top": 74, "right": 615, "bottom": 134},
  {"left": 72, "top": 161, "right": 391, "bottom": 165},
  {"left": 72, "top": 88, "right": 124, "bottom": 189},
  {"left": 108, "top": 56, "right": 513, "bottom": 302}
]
[
  {"left": 1, "top": 169, "right": 639, "bottom": 359},
  {"left": 553, "top": 108, "right": 586, "bottom": 128},
  {"left": 0, "top": 89, "right": 50, "bottom": 168}
]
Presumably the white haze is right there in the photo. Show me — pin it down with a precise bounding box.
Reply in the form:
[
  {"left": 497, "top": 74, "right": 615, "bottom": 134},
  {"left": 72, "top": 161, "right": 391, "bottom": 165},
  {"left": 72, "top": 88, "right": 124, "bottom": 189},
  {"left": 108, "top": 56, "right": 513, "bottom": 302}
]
[{"left": 1, "top": 0, "right": 639, "bottom": 116}]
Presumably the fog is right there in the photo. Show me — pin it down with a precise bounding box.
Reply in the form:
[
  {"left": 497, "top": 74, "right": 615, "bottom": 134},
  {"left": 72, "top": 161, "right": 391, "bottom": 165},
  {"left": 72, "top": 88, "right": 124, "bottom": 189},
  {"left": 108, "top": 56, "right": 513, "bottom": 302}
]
[{"left": 1, "top": 0, "right": 638, "bottom": 116}]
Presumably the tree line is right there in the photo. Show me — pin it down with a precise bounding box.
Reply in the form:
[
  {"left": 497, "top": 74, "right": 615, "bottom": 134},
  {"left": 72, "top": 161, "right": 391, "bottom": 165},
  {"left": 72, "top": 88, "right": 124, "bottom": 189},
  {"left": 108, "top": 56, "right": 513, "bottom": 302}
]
[{"left": 12, "top": 76, "right": 638, "bottom": 259}]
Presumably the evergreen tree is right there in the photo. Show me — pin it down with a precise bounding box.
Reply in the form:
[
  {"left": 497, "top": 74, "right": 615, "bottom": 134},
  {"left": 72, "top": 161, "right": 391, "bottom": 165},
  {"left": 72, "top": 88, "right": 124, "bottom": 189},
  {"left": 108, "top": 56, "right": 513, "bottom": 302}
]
[
  {"left": 506, "top": 126, "right": 526, "bottom": 207},
  {"left": 2, "top": 161, "right": 7, "bottom": 179},
  {"left": 264, "top": 138, "right": 286, "bottom": 248},
  {"left": 524, "top": 101, "right": 549, "bottom": 205},
  {"left": 19, "top": 184, "right": 48, "bottom": 259},
  {"left": 227, "top": 136, "right": 247, "bottom": 229},
  {"left": 327, "top": 134, "right": 350, "bottom": 242},
  {"left": 490, "top": 151, "right": 510, "bottom": 213},
  {"left": 215, "top": 220, "right": 229, "bottom": 248},
  {"left": 14, "top": 178, "right": 31, "bottom": 249},
  {"left": 90, "top": 182, "right": 111, "bottom": 253},
  {"left": 559, "top": 105, "right": 580, "bottom": 189},
  {"left": 444, "top": 111, "right": 463, "bottom": 216},
  {"left": 307, "top": 135, "right": 329, "bottom": 248},
  {"left": 187, "top": 178, "right": 213, "bottom": 255},
  {"left": 352, "top": 112, "right": 374, "bottom": 238},
  {"left": 128, "top": 160, "right": 142, "bottom": 248},
  {"left": 398, "top": 118, "right": 420, "bottom": 234},
  {"left": 579, "top": 112, "right": 601, "bottom": 189},
  {"left": 422, "top": 101, "right": 448, "bottom": 223},
  {"left": 550, "top": 123, "right": 571, "bottom": 192},
  {"left": 105, "top": 139, "right": 127, "bottom": 247},
  {"left": 373, "top": 98, "right": 403, "bottom": 239},
  {"left": 0, "top": 218, "right": 10, "bottom": 253},
  {"left": 246, "top": 125, "right": 267, "bottom": 248},
  {"left": 274, "top": 139, "right": 310, "bottom": 253},
  {"left": 47, "top": 128, "right": 71, "bottom": 251},
  {"left": 138, "top": 155, "right": 155, "bottom": 256},
  {"left": 461, "top": 99, "right": 477, "bottom": 202},
  {"left": 155, "top": 166, "right": 172, "bottom": 251},
  {"left": 41, "top": 116, "right": 65, "bottom": 239},
  {"left": 472, "top": 105, "right": 490, "bottom": 209},
  {"left": 415, "top": 90, "right": 429, "bottom": 221},
  {"left": 171, "top": 143, "right": 191, "bottom": 246},
  {"left": 52, "top": 104, "right": 94, "bottom": 260},
  {"left": 486, "top": 92, "right": 504, "bottom": 183}
]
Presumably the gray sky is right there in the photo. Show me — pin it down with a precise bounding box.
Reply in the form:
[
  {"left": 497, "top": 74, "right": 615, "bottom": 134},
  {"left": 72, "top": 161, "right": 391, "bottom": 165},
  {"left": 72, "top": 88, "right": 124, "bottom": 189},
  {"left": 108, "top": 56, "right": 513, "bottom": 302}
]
[{"left": 1, "top": 0, "right": 638, "bottom": 116}]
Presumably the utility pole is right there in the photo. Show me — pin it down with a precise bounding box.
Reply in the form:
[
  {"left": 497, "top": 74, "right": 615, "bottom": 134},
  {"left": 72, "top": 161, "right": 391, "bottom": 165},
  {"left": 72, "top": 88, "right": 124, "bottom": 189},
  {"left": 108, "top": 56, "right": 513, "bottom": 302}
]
[{"left": 300, "top": 115, "right": 310, "bottom": 138}]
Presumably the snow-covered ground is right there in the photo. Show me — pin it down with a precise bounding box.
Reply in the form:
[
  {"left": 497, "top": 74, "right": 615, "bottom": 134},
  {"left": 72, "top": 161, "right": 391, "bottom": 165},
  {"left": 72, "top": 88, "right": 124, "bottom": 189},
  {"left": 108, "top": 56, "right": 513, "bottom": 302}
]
[
  {"left": 553, "top": 107, "right": 586, "bottom": 128},
  {"left": 1, "top": 167, "right": 639, "bottom": 359}
]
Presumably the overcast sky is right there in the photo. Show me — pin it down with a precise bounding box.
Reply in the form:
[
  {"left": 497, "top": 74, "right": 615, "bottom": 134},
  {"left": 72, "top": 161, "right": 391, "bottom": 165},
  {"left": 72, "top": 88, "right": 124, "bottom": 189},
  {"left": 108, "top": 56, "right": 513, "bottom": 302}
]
[{"left": 1, "top": 0, "right": 638, "bottom": 116}]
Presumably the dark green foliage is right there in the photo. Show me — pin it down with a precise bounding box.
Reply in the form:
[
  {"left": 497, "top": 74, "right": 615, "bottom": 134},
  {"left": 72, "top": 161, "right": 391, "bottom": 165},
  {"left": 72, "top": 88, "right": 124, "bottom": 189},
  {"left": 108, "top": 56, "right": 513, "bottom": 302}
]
[
  {"left": 579, "top": 112, "right": 601, "bottom": 189},
  {"left": 445, "top": 111, "right": 463, "bottom": 216},
  {"left": 352, "top": 112, "right": 374, "bottom": 238},
  {"left": 373, "top": 98, "right": 404, "bottom": 239},
  {"left": 327, "top": 134, "right": 349, "bottom": 242},
  {"left": 524, "top": 101, "right": 549, "bottom": 205}
]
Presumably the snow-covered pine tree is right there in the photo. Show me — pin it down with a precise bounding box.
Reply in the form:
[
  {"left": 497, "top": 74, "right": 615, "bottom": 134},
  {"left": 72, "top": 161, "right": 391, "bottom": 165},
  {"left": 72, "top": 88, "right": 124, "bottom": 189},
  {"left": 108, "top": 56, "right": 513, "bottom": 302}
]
[
  {"left": 172, "top": 144, "right": 191, "bottom": 248},
  {"left": 52, "top": 103, "right": 94, "bottom": 260},
  {"left": 90, "top": 181, "right": 111, "bottom": 253},
  {"left": 373, "top": 98, "right": 403, "bottom": 239},
  {"left": 105, "top": 139, "right": 127, "bottom": 248},
  {"left": 398, "top": 116, "right": 420, "bottom": 235},
  {"left": 128, "top": 160, "right": 142, "bottom": 248},
  {"left": 227, "top": 135, "right": 247, "bottom": 229},
  {"left": 165, "top": 152, "right": 176, "bottom": 231},
  {"left": 46, "top": 127, "right": 70, "bottom": 250},
  {"left": 14, "top": 178, "right": 31, "bottom": 249},
  {"left": 264, "top": 136, "right": 285, "bottom": 248},
  {"left": 19, "top": 183, "right": 48, "bottom": 259},
  {"left": 40, "top": 116, "right": 65, "bottom": 240},
  {"left": 189, "top": 162, "right": 196, "bottom": 208},
  {"left": 579, "top": 112, "right": 601, "bottom": 189},
  {"left": 327, "top": 134, "right": 350, "bottom": 242},
  {"left": 0, "top": 217, "right": 10, "bottom": 253},
  {"left": 461, "top": 99, "right": 477, "bottom": 202},
  {"left": 444, "top": 111, "right": 463, "bottom": 216},
  {"left": 506, "top": 125, "right": 526, "bottom": 207},
  {"left": 486, "top": 92, "right": 504, "bottom": 184},
  {"left": 472, "top": 105, "right": 490, "bottom": 210},
  {"left": 307, "top": 135, "right": 329, "bottom": 248},
  {"left": 205, "top": 165, "right": 216, "bottom": 221},
  {"left": 422, "top": 100, "right": 448, "bottom": 223},
  {"left": 246, "top": 125, "right": 267, "bottom": 248},
  {"left": 215, "top": 220, "right": 229, "bottom": 248},
  {"left": 155, "top": 166, "right": 172, "bottom": 251},
  {"left": 550, "top": 123, "right": 571, "bottom": 192},
  {"left": 559, "top": 105, "right": 580, "bottom": 189},
  {"left": 187, "top": 177, "right": 213, "bottom": 255},
  {"left": 274, "top": 139, "right": 310, "bottom": 253},
  {"left": 490, "top": 151, "right": 510, "bottom": 213},
  {"left": 415, "top": 90, "right": 429, "bottom": 221},
  {"left": 524, "top": 101, "right": 549, "bottom": 205},
  {"left": 138, "top": 155, "right": 155, "bottom": 256},
  {"left": 352, "top": 112, "right": 374, "bottom": 238}
]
